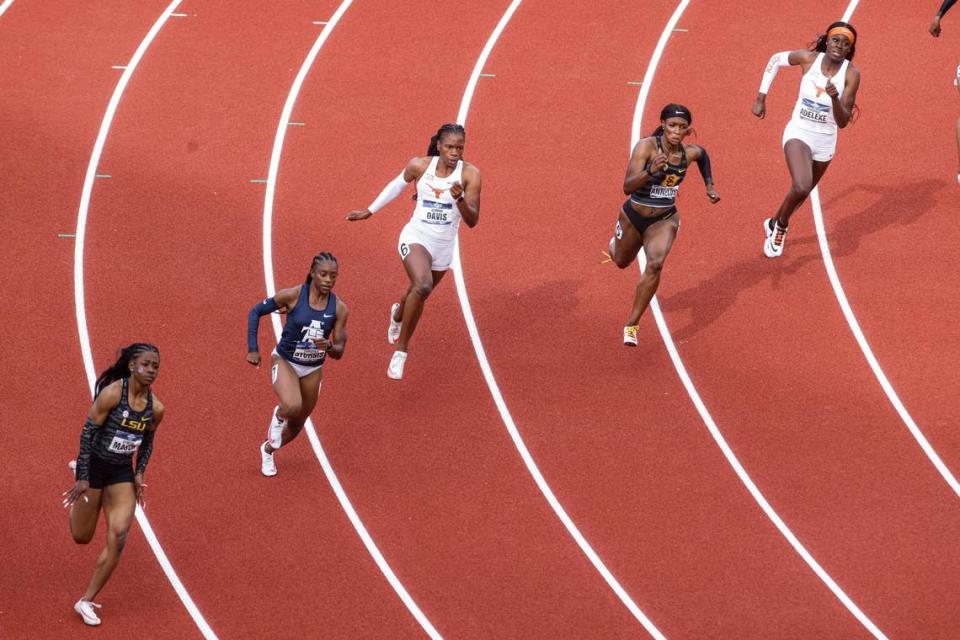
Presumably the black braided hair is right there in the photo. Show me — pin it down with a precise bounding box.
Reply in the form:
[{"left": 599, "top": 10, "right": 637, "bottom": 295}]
[
  {"left": 812, "top": 21, "right": 857, "bottom": 61},
  {"left": 651, "top": 103, "right": 694, "bottom": 137},
  {"left": 426, "top": 123, "right": 466, "bottom": 156},
  {"left": 305, "top": 251, "right": 339, "bottom": 285},
  {"left": 94, "top": 343, "right": 160, "bottom": 398}
]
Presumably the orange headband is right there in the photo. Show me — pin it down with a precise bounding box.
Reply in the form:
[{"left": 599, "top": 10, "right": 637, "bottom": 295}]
[{"left": 827, "top": 26, "right": 855, "bottom": 45}]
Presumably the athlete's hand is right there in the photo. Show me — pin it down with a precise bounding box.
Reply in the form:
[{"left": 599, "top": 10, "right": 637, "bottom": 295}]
[
  {"left": 649, "top": 153, "right": 669, "bottom": 175},
  {"left": 706, "top": 187, "right": 721, "bottom": 204},
  {"left": 247, "top": 351, "right": 261, "bottom": 368},
  {"left": 311, "top": 337, "right": 333, "bottom": 352},
  {"left": 825, "top": 79, "right": 840, "bottom": 99},
  {"left": 752, "top": 95, "right": 766, "bottom": 119},
  {"left": 345, "top": 209, "right": 373, "bottom": 221},
  {"left": 450, "top": 181, "right": 465, "bottom": 201},
  {"left": 930, "top": 17, "right": 942, "bottom": 37},
  {"left": 134, "top": 473, "right": 147, "bottom": 507},
  {"left": 62, "top": 480, "right": 90, "bottom": 508}
]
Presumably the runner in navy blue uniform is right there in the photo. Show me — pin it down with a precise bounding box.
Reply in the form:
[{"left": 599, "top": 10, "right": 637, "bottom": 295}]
[
  {"left": 607, "top": 104, "right": 720, "bottom": 346},
  {"left": 247, "top": 252, "right": 348, "bottom": 476},
  {"left": 63, "top": 343, "right": 164, "bottom": 626}
]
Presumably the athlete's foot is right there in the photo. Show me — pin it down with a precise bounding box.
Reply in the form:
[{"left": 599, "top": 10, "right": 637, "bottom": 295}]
[
  {"left": 387, "top": 351, "right": 408, "bottom": 380},
  {"left": 74, "top": 599, "right": 102, "bottom": 626},
  {"left": 763, "top": 218, "right": 787, "bottom": 258},
  {"left": 266, "top": 406, "right": 285, "bottom": 450},
  {"left": 260, "top": 441, "right": 277, "bottom": 477},
  {"left": 623, "top": 325, "right": 639, "bottom": 346},
  {"left": 387, "top": 303, "right": 402, "bottom": 344}
]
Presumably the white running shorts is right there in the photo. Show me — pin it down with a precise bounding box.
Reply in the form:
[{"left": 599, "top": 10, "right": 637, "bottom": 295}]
[
  {"left": 782, "top": 120, "right": 837, "bottom": 162},
  {"left": 397, "top": 221, "right": 455, "bottom": 271}
]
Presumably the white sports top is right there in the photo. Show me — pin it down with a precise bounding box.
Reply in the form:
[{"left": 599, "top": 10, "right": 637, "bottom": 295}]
[
  {"left": 410, "top": 156, "right": 463, "bottom": 238},
  {"left": 789, "top": 53, "right": 849, "bottom": 135}
]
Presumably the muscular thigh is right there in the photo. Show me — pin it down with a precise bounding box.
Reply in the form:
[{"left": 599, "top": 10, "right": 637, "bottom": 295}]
[
  {"left": 642, "top": 216, "right": 680, "bottom": 263},
  {"left": 297, "top": 368, "right": 324, "bottom": 417},
  {"left": 617, "top": 210, "right": 644, "bottom": 255},
  {"left": 102, "top": 482, "right": 136, "bottom": 534},
  {"left": 401, "top": 243, "right": 434, "bottom": 285},
  {"left": 272, "top": 355, "right": 303, "bottom": 408}
]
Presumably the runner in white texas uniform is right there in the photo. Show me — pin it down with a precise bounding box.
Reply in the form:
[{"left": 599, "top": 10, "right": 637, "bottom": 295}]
[{"left": 346, "top": 123, "right": 482, "bottom": 380}]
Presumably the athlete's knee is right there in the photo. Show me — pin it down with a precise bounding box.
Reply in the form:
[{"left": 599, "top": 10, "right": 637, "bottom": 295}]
[
  {"left": 789, "top": 181, "right": 812, "bottom": 200},
  {"left": 71, "top": 528, "right": 94, "bottom": 545},
  {"left": 613, "top": 252, "right": 634, "bottom": 269},
  {"left": 644, "top": 256, "right": 666, "bottom": 275},
  {"left": 413, "top": 280, "right": 434, "bottom": 299},
  {"left": 279, "top": 399, "right": 302, "bottom": 420},
  {"left": 109, "top": 527, "right": 130, "bottom": 553}
]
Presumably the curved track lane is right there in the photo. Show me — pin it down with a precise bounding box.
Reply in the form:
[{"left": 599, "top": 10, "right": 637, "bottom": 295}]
[
  {"left": 267, "top": 1, "right": 643, "bottom": 637},
  {"left": 642, "top": 0, "right": 960, "bottom": 636},
  {"left": 0, "top": 2, "right": 200, "bottom": 638},
  {"left": 80, "top": 2, "right": 424, "bottom": 637},
  {"left": 453, "top": 0, "right": 872, "bottom": 637}
]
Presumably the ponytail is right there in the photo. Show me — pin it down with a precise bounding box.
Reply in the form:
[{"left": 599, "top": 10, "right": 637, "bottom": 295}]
[
  {"left": 94, "top": 343, "right": 160, "bottom": 398},
  {"left": 426, "top": 123, "right": 466, "bottom": 156}
]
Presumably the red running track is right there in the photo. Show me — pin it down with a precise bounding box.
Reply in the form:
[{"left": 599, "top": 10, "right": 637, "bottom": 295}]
[{"left": 1, "top": 0, "right": 958, "bottom": 638}]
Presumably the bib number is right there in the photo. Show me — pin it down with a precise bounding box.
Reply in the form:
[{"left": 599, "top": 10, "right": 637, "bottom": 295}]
[
  {"left": 650, "top": 185, "right": 678, "bottom": 199},
  {"left": 108, "top": 432, "right": 142, "bottom": 455}
]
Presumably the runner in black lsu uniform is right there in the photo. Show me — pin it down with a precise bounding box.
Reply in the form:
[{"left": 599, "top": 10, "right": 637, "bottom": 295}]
[
  {"left": 607, "top": 103, "right": 720, "bottom": 346},
  {"left": 62, "top": 343, "right": 165, "bottom": 627}
]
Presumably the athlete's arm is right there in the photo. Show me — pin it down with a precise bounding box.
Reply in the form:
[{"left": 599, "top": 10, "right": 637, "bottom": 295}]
[
  {"left": 324, "top": 300, "right": 349, "bottom": 360},
  {"left": 931, "top": 0, "right": 957, "bottom": 36},
  {"left": 64, "top": 383, "right": 121, "bottom": 506},
  {"left": 133, "top": 399, "right": 162, "bottom": 506},
  {"left": 246, "top": 286, "right": 300, "bottom": 366},
  {"left": 688, "top": 145, "right": 721, "bottom": 204},
  {"left": 346, "top": 157, "right": 427, "bottom": 221},
  {"left": 753, "top": 50, "right": 815, "bottom": 119},
  {"left": 829, "top": 64, "right": 860, "bottom": 128},
  {"left": 623, "top": 138, "right": 663, "bottom": 194},
  {"left": 451, "top": 164, "right": 481, "bottom": 228}
]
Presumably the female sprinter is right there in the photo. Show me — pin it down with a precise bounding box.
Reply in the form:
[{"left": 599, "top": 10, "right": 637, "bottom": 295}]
[
  {"left": 607, "top": 103, "right": 720, "bottom": 346},
  {"left": 752, "top": 21, "right": 861, "bottom": 258},
  {"left": 247, "top": 252, "right": 348, "bottom": 476},
  {"left": 62, "top": 343, "right": 164, "bottom": 626},
  {"left": 345, "top": 123, "right": 481, "bottom": 380}
]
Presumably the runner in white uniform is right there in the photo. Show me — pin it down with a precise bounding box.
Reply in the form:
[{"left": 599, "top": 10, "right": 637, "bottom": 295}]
[
  {"left": 346, "top": 124, "right": 482, "bottom": 379},
  {"left": 752, "top": 21, "right": 861, "bottom": 258}
]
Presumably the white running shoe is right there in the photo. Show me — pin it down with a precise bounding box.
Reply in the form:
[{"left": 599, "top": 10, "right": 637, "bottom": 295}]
[
  {"left": 387, "top": 303, "right": 402, "bottom": 344},
  {"left": 387, "top": 351, "right": 408, "bottom": 380},
  {"left": 74, "top": 599, "right": 102, "bottom": 626},
  {"left": 623, "top": 325, "right": 639, "bottom": 347},
  {"left": 266, "top": 406, "right": 285, "bottom": 450},
  {"left": 763, "top": 217, "right": 774, "bottom": 239},
  {"left": 763, "top": 218, "right": 787, "bottom": 258},
  {"left": 260, "top": 442, "right": 277, "bottom": 477}
]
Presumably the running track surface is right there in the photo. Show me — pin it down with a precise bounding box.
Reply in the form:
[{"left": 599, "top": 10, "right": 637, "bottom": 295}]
[{"left": 1, "top": 1, "right": 957, "bottom": 638}]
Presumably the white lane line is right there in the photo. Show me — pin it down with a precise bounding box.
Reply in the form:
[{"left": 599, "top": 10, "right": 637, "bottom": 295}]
[
  {"left": 260, "top": 3, "right": 442, "bottom": 638},
  {"left": 0, "top": 0, "right": 14, "bottom": 18},
  {"left": 810, "top": 0, "right": 959, "bottom": 498},
  {"left": 450, "top": 2, "right": 666, "bottom": 638},
  {"left": 72, "top": 2, "right": 217, "bottom": 639},
  {"left": 633, "top": 1, "right": 886, "bottom": 638}
]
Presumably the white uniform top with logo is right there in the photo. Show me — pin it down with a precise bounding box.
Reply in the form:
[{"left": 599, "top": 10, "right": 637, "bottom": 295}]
[
  {"left": 783, "top": 53, "right": 849, "bottom": 161},
  {"left": 397, "top": 156, "right": 464, "bottom": 270}
]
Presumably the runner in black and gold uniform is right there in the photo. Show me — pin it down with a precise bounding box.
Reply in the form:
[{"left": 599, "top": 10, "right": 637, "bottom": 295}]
[
  {"left": 607, "top": 104, "right": 720, "bottom": 346},
  {"left": 63, "top": 343, "right": 164, "bottom": 627}
]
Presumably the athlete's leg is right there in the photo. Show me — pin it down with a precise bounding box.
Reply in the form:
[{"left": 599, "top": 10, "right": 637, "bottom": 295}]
[
  {"left": 773, "top": 140, "right": 829, "bottom": 227},
  {"left": 69, "top": 487, "right": 103, "bottom": 544},
  {"left": 625, "top": 216, "right": 679, "bottom": 326},
  {"left": 265, "top": 355, "right": 304, "bottom": 454},
  {"left": 294, "top": 368, "right": 324, "bottom": 438},
  {"left": 611, "top": 210, "right": 644, "bottom": 269},
  {"left": 81, "top": 481, "right": 136, "bottom": 601},
  {"left": 396, "top": 244, "right": 436, "bottom": 352}
]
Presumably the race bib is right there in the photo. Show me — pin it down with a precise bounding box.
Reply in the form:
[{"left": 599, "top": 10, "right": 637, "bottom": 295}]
[
  {"left": 108, "top": 432, "right": 142, "bottom": 455},
  {"left": 650, "top": 185, "right": 678, "bottom": 199}
]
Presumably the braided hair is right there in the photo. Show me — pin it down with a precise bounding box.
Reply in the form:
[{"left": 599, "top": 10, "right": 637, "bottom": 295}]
[
  {"left": 651, "top": 103, "right": 694, "bottom": 137},
  {"left": 305, "top": 251, "right": 339, "bottom": 285},
  {"left": 94, "top": 343, "right": 160, "bottom": 398},
  {"left": 426, "top": 123, "right": 466, "bottom": 156}
]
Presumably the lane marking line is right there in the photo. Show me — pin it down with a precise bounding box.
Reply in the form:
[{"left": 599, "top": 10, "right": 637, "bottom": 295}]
[
  {"left": 72, "top": 2, "right": 217, "bottom": 638},
  {"left": 95, "top": 173, "right": 112, "bottom": 178},
  {"left": 287, "top": 121, "right": 306, "bottom": 126},
  {"left": 811, "top": 2, "right": 959, "bottom": 498},
  {"left": 259, "top": 2, "right": 442, "bottom": 638},
  {"left": 112, "top": 65, "right": 128, "bottom": 70},
  {"left": 450, "top": 1, "right": 666, "bottom": 637},
  {"left": 632, "top": 1, "right": 886, "bottom": 638},
  {"left": 479, "top": 73, "right": 496, "bottom": 77},
  {"left": 59, "top": 233, "right": 77, "bottom": 238},
  {"left": 250, "top": 178, "right": 268, "bottom": 183},
  {"left": 0, "top": 0, "right": 15, "bottom": 17}
]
